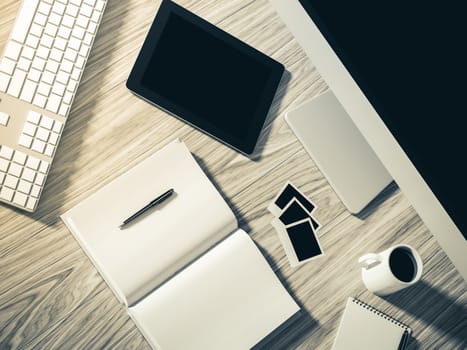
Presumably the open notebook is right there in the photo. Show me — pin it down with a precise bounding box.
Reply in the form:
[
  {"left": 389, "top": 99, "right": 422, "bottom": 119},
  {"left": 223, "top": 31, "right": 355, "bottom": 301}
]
[{"left": 61, "top": 140, "right": 299, "bottom": 350}]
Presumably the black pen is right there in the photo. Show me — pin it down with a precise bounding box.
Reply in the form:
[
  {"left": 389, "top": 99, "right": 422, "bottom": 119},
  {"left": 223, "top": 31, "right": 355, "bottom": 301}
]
[{"left": 119, "top": 188, "right": 174, "bottom": 229}]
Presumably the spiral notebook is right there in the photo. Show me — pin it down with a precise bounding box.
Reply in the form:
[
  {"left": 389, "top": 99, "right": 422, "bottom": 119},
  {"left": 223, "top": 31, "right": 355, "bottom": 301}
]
[{"left": 333, "top": 297, "right": 411, "bottom": 350}]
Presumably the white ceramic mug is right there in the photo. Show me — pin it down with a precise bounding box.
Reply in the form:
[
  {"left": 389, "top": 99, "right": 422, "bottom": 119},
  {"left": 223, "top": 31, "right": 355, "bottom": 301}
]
[{"left": 358, "top": 244, "right": 423, "bottom": 296}]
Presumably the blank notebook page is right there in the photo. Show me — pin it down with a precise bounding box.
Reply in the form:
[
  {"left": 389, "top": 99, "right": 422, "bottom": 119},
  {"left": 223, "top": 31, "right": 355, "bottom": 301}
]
[{"left": 129, "top": 229, "right": 300, "bottom": 350}]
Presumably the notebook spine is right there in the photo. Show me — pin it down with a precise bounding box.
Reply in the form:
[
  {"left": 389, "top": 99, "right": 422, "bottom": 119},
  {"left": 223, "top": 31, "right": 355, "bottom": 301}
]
[{"left": 352, "top": 298, "right": 411, "bottom": 334}]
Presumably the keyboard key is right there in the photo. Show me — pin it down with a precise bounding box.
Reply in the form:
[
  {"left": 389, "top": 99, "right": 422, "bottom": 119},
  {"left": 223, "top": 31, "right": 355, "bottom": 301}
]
[
  {"left": 28, "top": 68, "right": 42, "bottom": 83},
  {"left": 67, "top": 80, "right": 77, "bottom": 92},
  {"left": 34, "top": 12, "right": 48, "bottom": 26},
  {"left": 0, "top": 146, "right": 14, "bottom": 159},
  {"left": 50, "top": 48, "right": 64, "bottom": 62},
  {"left": 96, "top": 0, "right": 105, "bottom": 12},
  {"left": 52, "top": 82, "right": 66, "bottom": 96},
  {"left": 68, "top": 37, "right": 81, "bottom": 51},
  {"left": 0, "top": 72, "right": 11, "bottom": 92},
  {"left": 40, "top": 115, "right": 54, "bottom": 129},
  {"left": 57, "top": 26, "right": 71, "bottom": 40},
  {"left": 59, "top": 104, "right": 69, "bottom": 116},
  {"left": 33, "top": 94, "right": 47, "bottom": 108},
  {"left": 42, "top": 71, "right": 55, "bottom": 85},
  {"left": 83, "top": 32, "right": 93, "bottom": 45},
  {"left": 31, "top": 139, "right": 46, "bottom": 153},
  {"left": 26, "top": 197, "right": 37, "bottom": 210},
  {"left": 63, "top": 91, "right": 73, "bottom": 104},
  {"left": 18, "top": 179, "right": 32, "bottom": 194},
  {"left": 10, "top": 0, "right": 40, "bottom": 43},
  {"left": 36, "top": 46, "right": 50, "bottom": 59},
  {"left": 70, "top": 0, "right": 83, "bottom": 6},
  {"left": 26, "top": 156, "right": 40, "bottom": 170},
  {"left": 91, "top": 10, "right": 100, "bottom": 23},
  {"left": 0, "top": 187, "right": 14, "bottom": 201},
  {"left": 76, "top": 15, "right": 89, "bottom": 29},
  {"left": 23, "top": 122, "right": 37, "bottom": 136},
  {"left": 53, "top": 120, "right": 63, "bottom": 133},
  {"left": 30, "top": 184, "right": 41, "bottom": 197},
  {"left": 0, "top": 158, "right": 9, "bottom": 172},
  {"left": 49, "top": 132, "right": 59, "bottom": 145},
  {"left": 25, "top": 34, "right": 40, "bottom": 49},
  {"left": 13, "top": 192, "right": 28, "bottom": 206},
  {"left": 52, "top": 2, "right": 66, "bottom": 15},
  {"left": 56, "top": 70, "right": 70, "bottom": 85},
  {"left": 27, "top": 111, "right": 41, "bottom": 124},
  {"left": 8, "top": 69, "right": 27, "bottom": 97},
  {"left": 62, "top": 14, "right": 75, "bottom": 28},
  {"left": 38, "top": 2, "right": 51, "bottom": 15},
  {"left": 0, "top": 112, "right": 9, "bottom": 126},
  {"left": 66, "top": 3, "right": 79, "bottom": 17},
  {"left": 9, "top": 162, "right": 23, "bottom": 177},
  {"left": 45, "top": 60, "right": 59, "bottom": 74},
  {"left": 13, "top": 152, "right": 27, "bottom": 165},
  {"left": 37, "top": 82, "right": 52, "bottom": 96},
  {"left": 84, "top": 0, "right": 96, "bottom": 6},
  {"left": 44, "top": 23, "right": 59, "bottom": 37},
  {"left": 0, "top": 57, "right": 16, "bottom": 75},
  {"left": 61, "top": 59, "right": 73, "bottom": 74},
  {"left": 46, "top": 94, "right": 61, "bottom": 113},
  {"left": 22, "top": 46, "right": 35, "bottom": 60},
  {"left": 49, "top": 13, "right": 62, "bottom": 26},
  {"left": 54, "top": 37, "right": 68, "bottom": 51},
  {"left": 40, "top": 34, "right": 54, "bottom": 49},
  {"left": 80, "top": 4, "right": 93, "bottom": 17},
  {"left": 79, "top": 44, "right": 89, "bottom": 57},
  {"left": 75, "top": 56, "right": 85, "bottom": 69},
  {"left": 72, "top": 26, "right": 85, "bottom": 40},
  {"left": 22, "top": 168, "right": 36, "bottom": 182},
  {"left": 17, "top": 57, "right": 32, "bottom": 71},
  {"left": 39, "top": 161, "right": 49, "bottom": 173},
  {"left": 32, "top": 57, "right": 46, "bottom": 71},
  {"left": 45, "top": 144, "right": 55, "bottom": 157},
  {"left": 36, "top": 127, "right": 50, "bottom": 142},
  {"left": 87, "top": 21, "right": 97, "bottom": 34},
  {"left": 4, "top": 174, "right": 19, "bottom": 189},
  {"left": 3, "top": 41, "right": 22, "bottom": 61},
  {"left": 20, "top": 80, "right": 37, "bottom": 103},
  {"left": 18, "top": 134, "right": 33, "bottom": 148},
  {"left": 30, "top": 23, "right": 44, "bottom": 37},
  {"left": 35, "top": 172, "right": 45, "bottom": 185}
]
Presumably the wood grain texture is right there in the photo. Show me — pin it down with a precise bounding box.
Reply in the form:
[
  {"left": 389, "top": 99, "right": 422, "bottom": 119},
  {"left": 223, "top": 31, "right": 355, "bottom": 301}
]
[{"left": 0, "top": 0, "right": 465, "bottom": 349}]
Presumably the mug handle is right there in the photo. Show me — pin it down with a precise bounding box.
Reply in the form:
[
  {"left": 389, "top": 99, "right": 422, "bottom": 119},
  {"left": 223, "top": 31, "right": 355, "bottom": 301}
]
[{"left": 358, "top": 253, "right": 382, "bottom": 269}]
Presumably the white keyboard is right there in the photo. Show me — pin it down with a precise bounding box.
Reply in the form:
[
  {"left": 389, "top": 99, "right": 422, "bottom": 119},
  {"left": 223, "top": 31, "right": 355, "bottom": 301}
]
[{"left": 0, "top": 0, "right": 106, "bottom": 211}]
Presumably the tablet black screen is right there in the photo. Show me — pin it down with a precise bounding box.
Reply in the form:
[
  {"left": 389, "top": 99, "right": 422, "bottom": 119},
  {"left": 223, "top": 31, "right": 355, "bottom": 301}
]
[{"left": 127, "top": 0, "right": 284, "bottom": 155}]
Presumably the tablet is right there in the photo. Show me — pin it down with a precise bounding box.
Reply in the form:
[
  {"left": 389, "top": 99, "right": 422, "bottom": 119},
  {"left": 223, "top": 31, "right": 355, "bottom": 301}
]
[{"left": 126, "top": 0, "right": 284, "bottom": 155}]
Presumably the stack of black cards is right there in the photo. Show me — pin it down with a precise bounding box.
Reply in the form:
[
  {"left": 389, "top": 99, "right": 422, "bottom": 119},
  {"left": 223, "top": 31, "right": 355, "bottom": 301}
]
[{"left": 268, "top": 182, "right": 323, "bottom": 267}]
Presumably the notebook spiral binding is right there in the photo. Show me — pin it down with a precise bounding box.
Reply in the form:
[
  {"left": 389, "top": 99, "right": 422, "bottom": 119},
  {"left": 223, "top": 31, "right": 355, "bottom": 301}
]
[{"left": 352, "top": 298, "right": 412, "bottom": 334}]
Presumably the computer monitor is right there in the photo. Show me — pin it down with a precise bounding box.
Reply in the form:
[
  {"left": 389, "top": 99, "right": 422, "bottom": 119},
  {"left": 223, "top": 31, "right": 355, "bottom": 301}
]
[{"left": 270, "top": 0, "right": 466, "bottom": 279}]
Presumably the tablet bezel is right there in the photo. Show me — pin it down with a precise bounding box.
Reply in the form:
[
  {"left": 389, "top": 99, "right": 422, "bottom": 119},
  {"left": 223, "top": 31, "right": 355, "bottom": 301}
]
[{"left": 126, "top": 0, "right": 284, "bottom": 155}]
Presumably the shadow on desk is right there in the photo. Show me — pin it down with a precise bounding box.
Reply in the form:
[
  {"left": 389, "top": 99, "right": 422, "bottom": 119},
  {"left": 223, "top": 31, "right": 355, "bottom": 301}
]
[
  {"left": 14, "top": 0, "right": 131, "bottom": 224},
  {"left": 383, "top": 280, "right": 467, "bottom": 347},
  {"left": 251, "top": 71, "right": 291, "bottom": 161}
]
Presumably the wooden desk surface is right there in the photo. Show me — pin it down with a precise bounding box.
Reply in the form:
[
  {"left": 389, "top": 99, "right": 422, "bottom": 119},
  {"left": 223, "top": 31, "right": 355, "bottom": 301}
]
[{"left": 1, "top": 0, "right": 465, "bottom": 349}]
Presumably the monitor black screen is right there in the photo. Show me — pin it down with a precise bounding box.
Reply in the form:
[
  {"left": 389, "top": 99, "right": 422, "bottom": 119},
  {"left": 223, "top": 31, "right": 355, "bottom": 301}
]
[{"left": 299, "top": 0, "right": 466, "bottom": 238}]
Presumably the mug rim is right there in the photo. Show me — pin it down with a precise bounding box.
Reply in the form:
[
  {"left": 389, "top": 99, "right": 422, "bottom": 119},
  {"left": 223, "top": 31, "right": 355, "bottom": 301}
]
[{"left": 388, "top": 244, "right": 423, "bottom": 284}]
